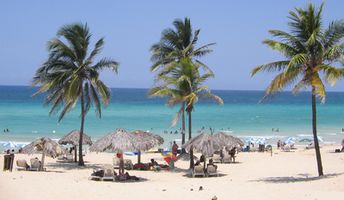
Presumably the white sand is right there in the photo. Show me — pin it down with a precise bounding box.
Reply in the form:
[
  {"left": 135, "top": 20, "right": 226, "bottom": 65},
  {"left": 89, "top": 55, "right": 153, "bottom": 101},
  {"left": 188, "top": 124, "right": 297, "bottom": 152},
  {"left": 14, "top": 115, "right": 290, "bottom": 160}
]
[{"left": 0, "top": 144, "right": 343, "bottom": 200}]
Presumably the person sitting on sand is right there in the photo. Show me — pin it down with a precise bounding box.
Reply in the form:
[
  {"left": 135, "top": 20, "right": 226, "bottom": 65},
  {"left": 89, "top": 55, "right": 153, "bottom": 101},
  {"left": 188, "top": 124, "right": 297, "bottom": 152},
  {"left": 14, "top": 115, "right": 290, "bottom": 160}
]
[
  {"left": 149, "top": 159, "right": 169, "bottom": 170},
  {"left": 117, "top": 172, "right": 139, "bottom": 181},
  {"left": 207, "top": 159, "right": 217, "bottom": 170}
]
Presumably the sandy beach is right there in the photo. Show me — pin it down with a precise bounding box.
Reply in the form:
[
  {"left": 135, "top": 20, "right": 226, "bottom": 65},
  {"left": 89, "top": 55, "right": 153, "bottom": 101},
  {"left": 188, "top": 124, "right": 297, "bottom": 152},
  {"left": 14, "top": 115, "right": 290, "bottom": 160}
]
[{"left": 1, "top": 144, "right": 343, "bottom": 200}]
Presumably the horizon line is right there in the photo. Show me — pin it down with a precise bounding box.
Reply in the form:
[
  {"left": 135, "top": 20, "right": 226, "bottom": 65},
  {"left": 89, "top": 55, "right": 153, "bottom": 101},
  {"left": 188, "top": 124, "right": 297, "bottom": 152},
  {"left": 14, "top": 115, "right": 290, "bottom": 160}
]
[{"left": 1, "top": 84, "right": 344, "bottom": 93}]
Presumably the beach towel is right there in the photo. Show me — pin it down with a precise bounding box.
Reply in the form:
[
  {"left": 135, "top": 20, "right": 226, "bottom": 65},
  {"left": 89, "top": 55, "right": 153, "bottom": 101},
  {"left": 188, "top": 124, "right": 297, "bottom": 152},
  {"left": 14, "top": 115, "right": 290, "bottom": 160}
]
[{"left": 161, "top": 151, "right": 177, "bottom": 165}]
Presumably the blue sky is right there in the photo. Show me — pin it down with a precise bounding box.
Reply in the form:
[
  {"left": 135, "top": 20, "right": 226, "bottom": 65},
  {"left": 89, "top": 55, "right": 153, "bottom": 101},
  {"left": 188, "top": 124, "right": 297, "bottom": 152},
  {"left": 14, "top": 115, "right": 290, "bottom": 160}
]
[{"left": 1, "top": 0, "right": 344, "bottom": 91}]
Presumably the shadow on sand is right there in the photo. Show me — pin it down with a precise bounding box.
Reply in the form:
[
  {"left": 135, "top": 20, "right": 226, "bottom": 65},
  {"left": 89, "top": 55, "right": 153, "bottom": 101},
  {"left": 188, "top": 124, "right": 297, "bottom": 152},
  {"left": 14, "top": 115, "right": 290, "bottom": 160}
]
[
  {"left": 252, "top": 172, "right": 344, "bottom": 183},
  {"left": 46, "top": 161, "right": 103, "bottom": 170}
]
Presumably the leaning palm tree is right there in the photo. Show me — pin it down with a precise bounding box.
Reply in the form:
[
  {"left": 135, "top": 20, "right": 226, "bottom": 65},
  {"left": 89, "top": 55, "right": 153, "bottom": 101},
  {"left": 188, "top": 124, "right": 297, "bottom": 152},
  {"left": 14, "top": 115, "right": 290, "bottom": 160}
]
[
  {"left": 33, "top": 23, "right": 119, "bottom": 166},
  {"left": 252, "top": 3, "right": 344, "bottom": 176},
  {"left": 150, "top": 17, "right": 215, "bottom": 145},
  {"left": 157, "top": 58, "right": 223, "bottom": 168}
]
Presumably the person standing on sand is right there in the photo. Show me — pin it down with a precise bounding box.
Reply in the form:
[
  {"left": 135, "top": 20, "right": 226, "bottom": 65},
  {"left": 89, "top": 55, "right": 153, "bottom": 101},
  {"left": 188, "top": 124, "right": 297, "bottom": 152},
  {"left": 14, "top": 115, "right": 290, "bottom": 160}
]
[
  {"left": 341, "top": 139, "right": 344, "bottom": 152},
  {"left": 172, "top": 141, "right": 178, "bottom": 156}
]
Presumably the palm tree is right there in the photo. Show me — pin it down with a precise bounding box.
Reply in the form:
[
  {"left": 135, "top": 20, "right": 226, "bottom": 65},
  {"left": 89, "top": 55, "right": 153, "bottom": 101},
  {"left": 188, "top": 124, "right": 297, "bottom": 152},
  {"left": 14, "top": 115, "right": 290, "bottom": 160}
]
[
  {"left": 155, "top": 58, "right": 223, "bottom": 168},
  {"left": 251, "top": 3, "right": 344, "bottom": 176},
  {"left": 150, "top": 17, "right": 215, "bottom": 145},
  {"left": 33, "top": 23, "right": 119, "bottom": 166}
]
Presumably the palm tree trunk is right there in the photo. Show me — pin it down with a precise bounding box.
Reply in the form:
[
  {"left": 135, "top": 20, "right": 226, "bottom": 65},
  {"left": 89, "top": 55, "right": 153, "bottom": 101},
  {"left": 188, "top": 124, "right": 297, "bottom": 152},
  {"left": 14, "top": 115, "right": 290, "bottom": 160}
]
[
  {"left": 181, "top": 103, "right": 186, "bottom": 154},
  {"left": 40, "top": 144, "right": 45, "bottom": 171},
  {"left": 137, "top": 150, "right": 141, "bottom": 164},
  {"left": 74, "top": 145, "right": 77, "bottom": 162},
  {"left": 312, "top": 86, "right": 323, "bottom": 176},
  {"left": 182, "top": 103, "right": 186, "bottom": 145},
  {"left": 78, "top": 89, "right": 85, "bottom": 166},
  {"left": 188, "top": 111, "right": 194, "bottom": 169}
]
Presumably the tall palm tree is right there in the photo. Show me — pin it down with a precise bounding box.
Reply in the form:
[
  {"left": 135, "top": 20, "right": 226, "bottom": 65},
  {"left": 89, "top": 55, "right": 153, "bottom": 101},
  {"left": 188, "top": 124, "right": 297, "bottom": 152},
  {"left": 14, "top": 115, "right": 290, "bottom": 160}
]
[
  {"left": 156, "top": 58, "right": 223, "bottom": 168},
  {"left": 251, "top": 3, "right": 344, "bottom": 176},
  {"left": 33, "top": 23, "right": 119, "bottom": 166},
  {"left": 150, "top": 17, "right": 215, "bottom": 145}
]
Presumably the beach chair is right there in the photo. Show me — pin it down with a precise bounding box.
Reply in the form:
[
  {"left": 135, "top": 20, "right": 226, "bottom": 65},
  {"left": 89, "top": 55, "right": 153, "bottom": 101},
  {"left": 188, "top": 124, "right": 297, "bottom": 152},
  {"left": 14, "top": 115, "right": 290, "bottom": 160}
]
[
  {"left": 66, "top": 154, "right": 74, "bottom": 161},
  {"left": 211, "top": 154, "right": 222, "bottom": 163},
  {"left": 206, "top": 165, "right": 218, "bottom": 177},
  {"left": 282, "top": 145, "right": 291, "bottom": 152},
  {"left": 16, "top": 159, "right": 29, "bottom": 171},
  {"left": 192, "top": 165, "right": 205, "bottom": 177},
  {"left": 124, "top": 159, "right": 133, "bottom": 170},
  {"left": 113, "top": 157, "right": 120, "bottom": 169},
  {"left": 222, "top": 154, "right": 231, "bottom": 163},
  {"left": 102, "top": 165, "right": 115, "bottom": 181},
  {"left": 30, "top": 158, "right": 41, "bottom": 171}
]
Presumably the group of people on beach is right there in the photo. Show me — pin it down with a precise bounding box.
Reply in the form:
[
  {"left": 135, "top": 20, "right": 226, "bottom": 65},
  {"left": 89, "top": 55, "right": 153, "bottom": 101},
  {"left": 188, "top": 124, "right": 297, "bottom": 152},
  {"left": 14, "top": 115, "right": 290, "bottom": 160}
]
[{"left": 3, "top": 128, "right": 10, "bottom": 133}]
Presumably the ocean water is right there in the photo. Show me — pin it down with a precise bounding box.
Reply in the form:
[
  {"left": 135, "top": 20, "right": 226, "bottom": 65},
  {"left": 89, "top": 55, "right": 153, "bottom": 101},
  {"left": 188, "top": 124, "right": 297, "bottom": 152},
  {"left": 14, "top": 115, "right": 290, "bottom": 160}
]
[{"left": 0, "top": 86, "right": 344, "bottom": 145}]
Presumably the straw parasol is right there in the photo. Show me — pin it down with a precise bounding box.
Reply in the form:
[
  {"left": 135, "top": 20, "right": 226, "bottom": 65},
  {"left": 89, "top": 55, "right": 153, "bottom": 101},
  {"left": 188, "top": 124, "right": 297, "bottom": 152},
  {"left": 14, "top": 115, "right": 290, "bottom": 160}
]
[
  {"left": 213, "top": 132, "right": 244, "bottom": 150},
  {"left": 90, "top": 128, "right": 161, "bottom": 172},
  {"left": 182, "top": 133, "right": 219, "bottom": 157},
  {"left": 22, "top": 137, "right": 64, "bottom": 171},
  {"left": 131, "top": 130, "right": 164, "bottom": 163},
  {"left": 182, "top": 133, "right": 221, "bottom": 169},
  {"left": 58, "top": 130, "right": 93, "bottom": 162}
]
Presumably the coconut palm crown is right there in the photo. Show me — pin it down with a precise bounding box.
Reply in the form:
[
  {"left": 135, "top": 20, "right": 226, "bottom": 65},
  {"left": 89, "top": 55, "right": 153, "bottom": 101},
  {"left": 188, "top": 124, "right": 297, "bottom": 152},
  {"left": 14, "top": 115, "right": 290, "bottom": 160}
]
[
  {"left": 251, "top": 3, "right": 344, "bottom": 176},
  {"left": 33, "top": 23, "right": 119, "bottom": 166},
  {"left": 150, "top": 17, "right": 215, "bottom": 72}
]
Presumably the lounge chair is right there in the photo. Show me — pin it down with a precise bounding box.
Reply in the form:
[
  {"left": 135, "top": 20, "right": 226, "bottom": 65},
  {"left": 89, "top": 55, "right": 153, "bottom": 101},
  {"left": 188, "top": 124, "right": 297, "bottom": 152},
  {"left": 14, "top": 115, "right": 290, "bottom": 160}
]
[
  {"left": 222, "top": 154, "right": 231, "bottom": 163},
  {"left": 16, "top": 159, "right": 29, "bottom": 171},
  {"left": 211, "top": 154, "right": 222, "bottom": 163},
  {"left": 124, "top": 159, "right": 133, "bottom": 170},
  {"left": 206, "top": 165, "right": 218, "bottom": 177},
  {"left": 192, "top": 165, "right": 205, "bottom": 177},
  {"left": 282, "top": 145, "right": 291, "bottom": 152},
  {"left": 102, "top": 165, "right": 115, "bottom": 181},
  {"left": 30, "top": 158, "right": 41, "bottom": 171}
]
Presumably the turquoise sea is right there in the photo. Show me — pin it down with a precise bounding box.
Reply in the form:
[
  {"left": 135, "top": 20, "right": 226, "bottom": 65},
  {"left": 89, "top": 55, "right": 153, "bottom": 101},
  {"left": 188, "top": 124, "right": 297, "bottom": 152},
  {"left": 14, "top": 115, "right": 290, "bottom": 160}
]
[{"left": 0, "top": 85, "right": 344, "bottom": 146}]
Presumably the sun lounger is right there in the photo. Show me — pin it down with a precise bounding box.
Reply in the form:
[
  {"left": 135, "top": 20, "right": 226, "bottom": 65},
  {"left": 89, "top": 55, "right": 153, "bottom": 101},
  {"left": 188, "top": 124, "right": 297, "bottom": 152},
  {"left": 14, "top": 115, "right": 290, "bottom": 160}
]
[
  {"left": 206, "top": 165, "right": 218, "bottom": 177},
  {"left": 102, "top": 165, "right": 115, "bottom": 181},
  {"left": 282, "top": 145, "right": 291, "bottom": 152},
  {"left": 124, "top": 159, "right": 133, "bottom": 170},
  {"left": 222, "top": 154, "right": 231, "bottom": 163},
  {"left": 30, "top": 158, "right": 41, "bottom": 171},
  {"left": 211, "top": 154, "right": 222, "bottom": 163},
  {"left": 192, "top": 165, "right": 205, "bottom": 177},
  {"left": 16, "top": 159, "right": 29, "bottom": 171}
]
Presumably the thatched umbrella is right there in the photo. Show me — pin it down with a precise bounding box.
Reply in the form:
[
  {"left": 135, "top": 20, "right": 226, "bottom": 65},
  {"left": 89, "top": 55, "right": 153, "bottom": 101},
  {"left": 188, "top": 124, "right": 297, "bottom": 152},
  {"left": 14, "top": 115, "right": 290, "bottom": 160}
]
[
  {"left": 131, "top": 130, "right": 164, "bottom": 163},
  {"left": 90, "top": 128, "right": 160, "bottom": 172},
  {"left": 22, "top": 137, "right": 64, "bottom": 171},
  {"left": 213, "top": 132, "right": 244, "bottom": 150},
  {"left": 58, "top": 130, "right": 93, "bottom": 162},
  {"left": 182, "top": 133, "right": 219, "bottom": 169}
]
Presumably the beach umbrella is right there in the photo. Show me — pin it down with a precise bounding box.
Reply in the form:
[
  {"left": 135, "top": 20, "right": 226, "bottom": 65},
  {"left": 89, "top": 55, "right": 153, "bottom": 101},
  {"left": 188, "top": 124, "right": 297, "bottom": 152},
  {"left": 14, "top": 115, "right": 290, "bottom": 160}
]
[
  {"left": 2, "top": 141, "right": 18, "bottom": 149},
  {"left": 256, "top": 138, "right": 267, "bottom": 145},
  {"left": 213, "top": 132, "right": 244, "bottom": 149},
  {"left": 58, "top": 130, "right": 93, "bottom": 162},
  {"left": 183, "top": 133, "right": 228, "bottom": 169},
  {"left": 90, "top": 128, "right": 160, "bottom": 173},
  {"left": 182, "top": 133, "right": 218, "bottom": 157},
  {"left": 22, "top": 137, "right": 64, "bottom": 171},
  {"left": 245, "top": 137, "right": 256, "bottom": 146},
  {"left": 131, "top": 130, "right": 164, "bottom": 163},
  {"left": 161, "top": 150, "right": 177, "bottom": 165},
  {"left": 285, "top": 137, "right": 296, "bottom": 145}
]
